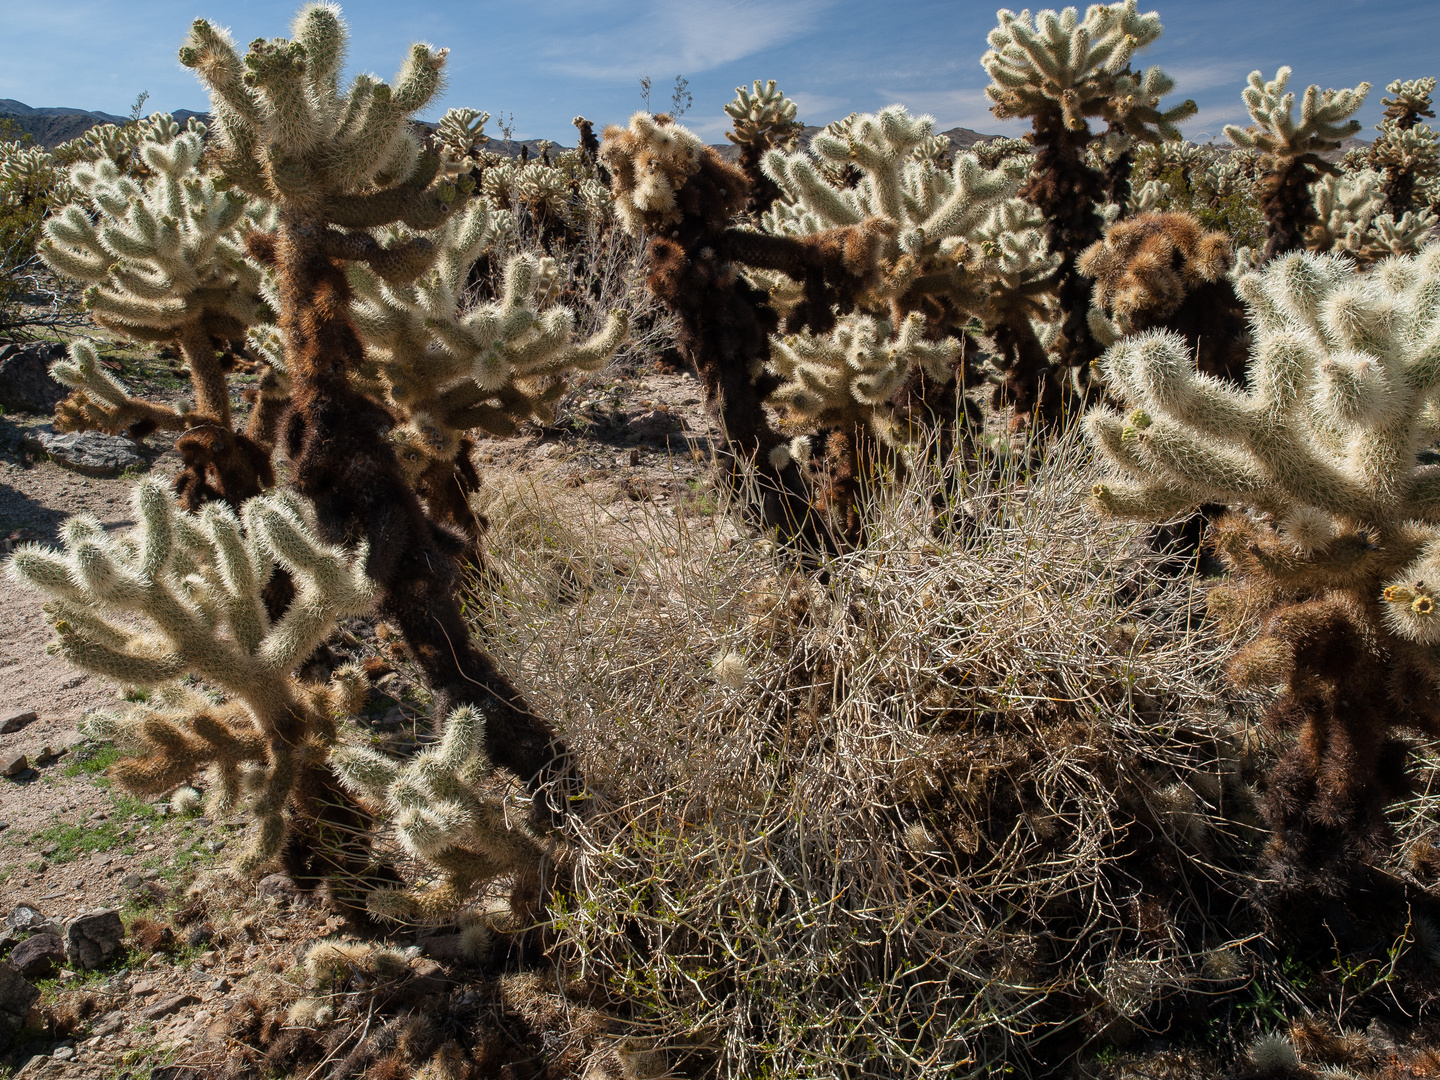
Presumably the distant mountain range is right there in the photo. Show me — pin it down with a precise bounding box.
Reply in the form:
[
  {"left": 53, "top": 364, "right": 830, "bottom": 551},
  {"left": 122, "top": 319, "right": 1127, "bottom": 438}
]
[
  {"left": 2, "top": 99, "right": 1000, "bottom": 160},
  {"left": 0, "top": 99, "right": 207, "bottom": 147}
]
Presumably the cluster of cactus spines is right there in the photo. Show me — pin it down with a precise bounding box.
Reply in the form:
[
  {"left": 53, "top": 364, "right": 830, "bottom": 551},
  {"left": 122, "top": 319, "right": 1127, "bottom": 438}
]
[
  {"left": 182, "top": 5, "right": 576, "bottom": 830},
  {"left": 601, "top": 110, "right": 883, "bottom": 544},
  {"left": 39, "top": 126, "right": 277, "bottom": 507},
  {"left": 1086, "top": 243, "right": 1440, "bottom": 923},
  {"left": 433, "top": 106, "right": 490, "bottom": 169},
  {"left": 0, "top": 141, "right": 73, "bottom": 211},
  {"left": 1223, "top": 67, "right": 1370, "bottom": 261},
  {"left": 477, "top": 152, "right": 612, "bottom": 242},
  {"left": 46, "top": 339, "right": 193, "bottom": 437},
  {"left": 349, "top": 197, "right": 625, "bottom": 534},
  {"left": 1308, "top": 169, "right": 1438, "bottom": 263},
  {"left": 762, "top": 106, "right": 1060, "bottom": 424},
  {"left": 982, "top": 3, "right": 1196, "bottom": 420},
  {"left": 1371, "top": 121, "right": 1439, "bottom": 217},
  {"left": 1078, "top": 211, "right": 1249, "bottom": 381},
  {"left": 724, "top": 80, "right": 804, "bottom": 213},
  {"left": 6, "top": 479, "right": 380, "bottom": 881},
  {"left": 333, "top": 705, "right": 544, "bottom": 920},
  {"left": 1382, "top": 76, "right": 1437, "bottom": 129}
]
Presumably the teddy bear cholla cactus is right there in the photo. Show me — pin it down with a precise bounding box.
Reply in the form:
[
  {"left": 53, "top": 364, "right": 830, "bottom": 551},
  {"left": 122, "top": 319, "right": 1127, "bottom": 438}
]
[
  {"left": 6, "top": 479, "right": 376, "bottom": 876},
  {"left": 1079, "top": 211, "right": 1249, "bottom": 381},
  {"left": 982, "top": 2, "right": 1196, "bottom": 411},
  {"left": 349, "top": 197, "right": 626, "bottom": 534},
  {"left": 1223, "top": 66, "right": 1370, "bottom": 261},
  {"left": 724, "top": 79, "right": 804, "bottom": 213},
  {"left": 179, "top": 5, "right": 574, "bottom": 821},
  {"left": 333, "top": 704, "right": 544, "bottom": 920},
  {"left": 601, "top": 110, "right": 885, "bottom": 545},
  {"left": 39, "top": 131, "right": 265, "bottom": 425},
  {"left": 1308, "top": 170, "right": 1438, "bottom": 264},
  {"left": 1085, "top": 244, "right": 1440, "bottom": 923},
  {"left": 761, "top": 106, "right": 1060, "bottom": 424},
  {"left": 38, "top": 127, "right": 276, "bottom": 509}
]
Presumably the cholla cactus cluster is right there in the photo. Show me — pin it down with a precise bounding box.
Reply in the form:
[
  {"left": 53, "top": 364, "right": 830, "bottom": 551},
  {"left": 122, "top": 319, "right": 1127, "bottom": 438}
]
[
  {"left": 724, "top": 79, "right": 804, "bottom": 212},
  {"left": 1078, "top": 211, "right": 1248, "bottom": 380},
  {"left": 1086, "top": 243, "right": 1440, "bottom": 915},
  {"left": 1223, "top": 66, "right": 1370, "bottom": 259},
  {"left": 333, "top": 705, "right": 544, "bottom": 920},
  {"left": 40, "top": 130, "right": 266, "bottom": 431},
  {"left": 762, "top": 105, "right": 1060, "bottom": 423},
  {"left": 980, "top": 2, "right": 1195, "bottom": 417},
  {"left": 7, "top": 480, "right": 375, "bottom": 876},
  {"left": 349, "top": 197, "right": 625, "bottom": 530},
  {"left": 983, "top": 2, "right": 1192, "bottom": 139}
]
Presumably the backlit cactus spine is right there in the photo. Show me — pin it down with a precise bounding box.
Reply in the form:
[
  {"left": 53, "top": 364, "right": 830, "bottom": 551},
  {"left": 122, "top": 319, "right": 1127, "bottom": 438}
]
[{"left": 350, "top": 197, "right": 626, "bottom": 534}]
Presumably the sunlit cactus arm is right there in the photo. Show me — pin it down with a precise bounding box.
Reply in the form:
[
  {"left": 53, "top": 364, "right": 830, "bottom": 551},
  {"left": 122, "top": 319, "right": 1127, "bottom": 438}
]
[
  {"left": 1223, "top": 67, "right": 1370, "bottom": 260},
  {"left": 6, "top": 479, "right": 379, "bottom": 877},
  {"left": 981, "top": 3, "right": 1195, "bottom": 413},
  {"left": 1088, "top": 245, "right": 1440, "bottom": 535},
  {"left": 725, "top": 79, "right": 804, "bottom": 213},
  {"left": 48, "top": 340, "right": 191, "bottom": 437},
  {"left": 333, "top": 705, "right": 543, "bottom": 920}
]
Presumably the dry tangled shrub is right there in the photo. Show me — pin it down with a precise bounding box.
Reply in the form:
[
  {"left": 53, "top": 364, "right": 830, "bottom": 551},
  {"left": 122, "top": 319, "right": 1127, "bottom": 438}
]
[{"left": 461, "top": 431, "right": 1294, "bottom": 1076}]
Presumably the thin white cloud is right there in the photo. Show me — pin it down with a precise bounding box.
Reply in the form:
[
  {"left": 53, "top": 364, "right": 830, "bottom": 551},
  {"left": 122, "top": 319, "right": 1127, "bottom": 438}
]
[{"left": 540, "top": 0, "right": 831, "bottom": 81}]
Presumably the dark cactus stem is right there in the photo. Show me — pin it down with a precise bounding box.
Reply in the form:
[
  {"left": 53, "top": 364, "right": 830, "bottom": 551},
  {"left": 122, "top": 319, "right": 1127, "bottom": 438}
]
[
  {"left": 738, "top": 141, "right": 785, "bottom": 215},
  {"left": 1260, "top": 158, "right": 1326, "bottom": 261},
  {"left": 1100, "top": 126, "right": 1135, "bottom": 210},
  {"left": 989, "top": 316, "right": 1061, "bottom": 427},
  {"left": 254, "top": 218, "right": 575, "bottom": 825},
  {"left": 1017, "top": 108, "right": 1108, "bottom": 422},
  {"left": 1381, "top": 167, "right": 1417, "bottom": 218}
]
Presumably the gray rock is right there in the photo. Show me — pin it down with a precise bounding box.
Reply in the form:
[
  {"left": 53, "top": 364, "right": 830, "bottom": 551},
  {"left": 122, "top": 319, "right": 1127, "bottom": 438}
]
[
  {"left": 0, "top": 711, "right": 37, "bottom": 735},
  {"left": 63, "top": 910, "right": 124, "bottom": 970},
  {"left": 256, "top": 873, "right": 297, "bottom": 896},
  {"left": 0, "top": 962, "right": 40, "bottom": 1050},
  {"left": 50, "top": 1045, "right": 74, "bottom": 1061},
  {"left": 21, "top": 426, "right": 143, "bottom": 477},
  {"left": 1, "top": 753, "right": 27, "bottom": 778},
  {"left": 0, "top": 341, "right": 66, "bottom": 415},
  {"left": 119, "top": 873, "right": 142, "bottom": 891},
  {"left": 0, "top": 928, "right": 17, "bottom": 957},
  {"left": 7, "top": 908, "right": 46, "bottom": 932},
  {"left": 140, "top": 992, "right": 198, "bottom": 1021},
  {"left": 9, "top": 934, "right": 65, "bottom": 979},
  {"left": 90, "top": 1010, "right": 123, "bottom": 1037},
  {"left": 628, "top": 408, "right": 684, "bottom": 442}
]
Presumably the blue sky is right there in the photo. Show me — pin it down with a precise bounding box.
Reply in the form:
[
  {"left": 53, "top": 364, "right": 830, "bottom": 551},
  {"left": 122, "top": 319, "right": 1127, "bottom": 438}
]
[{"left": 2, "top": 1, "right": 1437, "bottom": 144}]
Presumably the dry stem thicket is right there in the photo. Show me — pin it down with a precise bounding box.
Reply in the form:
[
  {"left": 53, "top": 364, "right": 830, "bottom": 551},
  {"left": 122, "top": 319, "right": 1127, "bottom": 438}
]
[{"left": 4, "top": 1, "right": 1440, "bottom": 1076}]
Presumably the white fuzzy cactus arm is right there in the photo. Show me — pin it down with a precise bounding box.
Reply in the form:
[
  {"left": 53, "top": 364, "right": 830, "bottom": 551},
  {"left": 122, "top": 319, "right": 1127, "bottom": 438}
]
[
  {"left": 982, "top": 2, "right": 1195, "bottom": 138},
  {"left": 39, "top": 130, "right": 267, "bottom": 426},
  {"left": 768, "top": 312, "right": 960, "bottom": 447},
  {"left": 48, "top": 340, "right": 193, "bottom": 435},
  {"left": 333, "top": 705, "right": 542, "bottom": 919},
  {"left": 1224, "top": 67, "right": 1370, "bottom": 162},
  {"left": 6, "top": 480, "right": 376, "bottom": 869},
  {"left": 1086, "top": 245, "right": 1440, "bottom": 543},
  {"left": 350, "top": 205, "right": 626, "bottom": 473}
]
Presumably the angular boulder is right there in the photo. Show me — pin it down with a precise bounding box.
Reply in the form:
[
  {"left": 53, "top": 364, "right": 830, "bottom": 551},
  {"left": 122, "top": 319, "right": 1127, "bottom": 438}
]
[
  {"left": 64, "top": 910, "right": 125, "bottom": 970},
  {"left": 0, "top": 341, "right": 65, "bottom": 415},
  {"left": 0, "top": 962, "right": 39, "bottom": 1049},
  {"left": 9, "top": 933, "right": 64, "bottom": 979}
]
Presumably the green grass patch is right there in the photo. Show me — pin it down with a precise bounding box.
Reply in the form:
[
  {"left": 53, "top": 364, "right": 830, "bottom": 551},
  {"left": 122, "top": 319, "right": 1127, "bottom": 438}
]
[
  {"left": 63, "top": 742, "right": 122, "bottom": 780},
  {"left": 29, "top": 794, "right": 164, "bottom": 864}
]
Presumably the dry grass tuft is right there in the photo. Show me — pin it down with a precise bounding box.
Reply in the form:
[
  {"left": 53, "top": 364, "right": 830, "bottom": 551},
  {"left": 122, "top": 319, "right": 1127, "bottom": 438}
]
[{"left": 465, "top": 430, "right": 1279, "bottom": 1076}]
